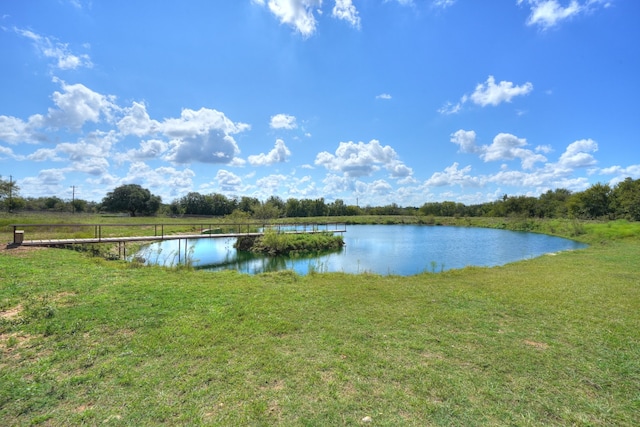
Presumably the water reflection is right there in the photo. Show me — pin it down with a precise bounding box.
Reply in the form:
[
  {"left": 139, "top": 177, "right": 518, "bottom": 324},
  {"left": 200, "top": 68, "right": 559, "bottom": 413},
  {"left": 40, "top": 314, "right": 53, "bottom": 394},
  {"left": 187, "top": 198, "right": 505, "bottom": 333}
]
[{"left": 137, "top": 225, "right": 587, "bottom": 276}]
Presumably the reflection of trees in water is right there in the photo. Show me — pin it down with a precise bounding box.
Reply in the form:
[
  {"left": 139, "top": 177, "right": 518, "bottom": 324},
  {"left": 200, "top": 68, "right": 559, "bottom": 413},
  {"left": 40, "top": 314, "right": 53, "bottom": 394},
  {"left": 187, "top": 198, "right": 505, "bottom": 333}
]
[{"left": 198, "top": 248, "right": 343, "bottom": 274}]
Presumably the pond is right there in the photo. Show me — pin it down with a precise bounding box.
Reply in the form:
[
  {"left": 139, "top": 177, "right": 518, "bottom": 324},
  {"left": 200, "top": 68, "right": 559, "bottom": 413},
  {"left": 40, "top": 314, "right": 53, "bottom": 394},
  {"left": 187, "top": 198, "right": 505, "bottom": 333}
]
[{"left": 135, "top": 224, "right": 587, "bottom": 276}]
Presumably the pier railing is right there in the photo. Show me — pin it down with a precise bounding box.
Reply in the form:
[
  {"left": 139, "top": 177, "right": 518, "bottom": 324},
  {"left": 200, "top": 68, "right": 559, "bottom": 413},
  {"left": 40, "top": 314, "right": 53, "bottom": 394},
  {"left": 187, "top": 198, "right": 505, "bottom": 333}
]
[{"left": 9, "top": 222, "right": 347, "bottom": 245}]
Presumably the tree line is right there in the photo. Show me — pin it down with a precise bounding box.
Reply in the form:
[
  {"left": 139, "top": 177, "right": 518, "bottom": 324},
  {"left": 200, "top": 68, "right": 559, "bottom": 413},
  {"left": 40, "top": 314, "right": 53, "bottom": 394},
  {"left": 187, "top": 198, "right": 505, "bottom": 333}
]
[{"left": 2, "top": 177, "right": 639, "bottom": 221}]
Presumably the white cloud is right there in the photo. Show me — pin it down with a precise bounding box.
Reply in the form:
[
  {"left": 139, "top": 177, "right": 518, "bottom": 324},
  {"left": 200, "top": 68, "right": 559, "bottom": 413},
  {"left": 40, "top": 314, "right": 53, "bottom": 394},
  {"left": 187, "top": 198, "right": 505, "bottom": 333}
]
[
  {"left": 425, "top": 162, "right": 481, "bottom": 187},
  {"left": 47, "top": 80, "right": 119, "bottom": 130},
  {"left": 71, "top": 156, "right": 110, "bottom": 176},
  {"left": 215, "top": 170, "right": 243, "bottom": 192},
  {"left": 27, "top": 148, "right": 61, "bottom": 162},
  {"left": 118, "top": 102, "right": 161, "bottom": 136},
  {"left": 315, "top": 139, "right": 408, "bottom": 178},
  {"left": 433, "top": 0, "right": 456, "bottom": 8},
  {"left": 14, "top": 27, "right": 92, "bottom": 70},
  {"left": 0, "top": 114, "right": 46, "bottom": 144},
  {"left": 470, "top": 76, "right": 533, "bottom": 107},
  {"left": 558, "top": 138, "right": 598, "bottom": 168},
  {"left": 387, "top": 161, "right": 413, "bottom": 179},
  {"left": 0, "top": 145, "right": 23, "bottom": 160},
  {"left": 20, "top": 169, "right": 67, "bottom": 197},
  {"left": 333, "top": 0, "right": 361, "bottom": 28},
  {"left": 450, "top": 130, "right": 546, "bottom": 169},
  {"left": 482, "top": 133, "right": 547, "bottom": 169},
  {"left": 450, "top": 129, "right": 480, "bottom": 154},
  {"left": 376, "top": 93, "right": 392, "bottom": 100},
  {"left": 117, "top": 139, "right": 169, "bottom": 162},
  {"left": 270, "top": 113, "right": 297, "bottom": 129},
  {"left": 256, "top": 0, "right": 322, "bottom": 37},
  {"left": 162, "top": 107, "right": 250, "bottom": 164},
  {"left": 437, "top": 101, "right": 463, "bottom": 115},
  {"left": 518, "top": 0, "right": 611, "bottom": 30},
  {"left": 256, "top": 174, "right": 288, "bottom": 193},
  {"left": 120, "top": 162, "right": 195, "bottom": 195},
  {"left": 439, "top": 76, "right": 533, "bottom": 114},
  {"left": 248, "top": 139, "right": 291, "bottom": 166},
  {"left": 1, "top": 80, "right": 117, "bottom": 142}
]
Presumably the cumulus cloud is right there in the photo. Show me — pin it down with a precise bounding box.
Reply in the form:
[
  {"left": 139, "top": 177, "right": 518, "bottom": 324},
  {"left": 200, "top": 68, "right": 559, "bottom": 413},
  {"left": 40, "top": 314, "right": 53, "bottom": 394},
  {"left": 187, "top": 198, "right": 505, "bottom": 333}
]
[
  {"left": 248, "top": 139, "right": 291, "bottom": 166},
  {"left": 439, "top": 76, "right": 533, "bottom": 114},
  {"left": 450, "top": 129, "right": 546, "bottom": 169},
  {"left": 117, "top": 139, "right": 169, "bottom": 162},
  {"left": 162, "top": 107, "right": 250, "bottom": 164},
  {"left": 270, "top": 113, "right": 297, "bottom": 129},
  {"left": 215, "top": 169, "right": 243, "bottom": 192},
  {"left": 0, "top": 80, "right": 117, "bottom": 143},
  {"left": 482, "top": 133, "right": 547, "bottom": 169},
  {"left": 27, "top": 148, "right": 61, "bottom": 162},
  {"left": 517, "top": 0, "right": 611, "bottom": 30},
  {"left": 19, "top": 169, "right": 67, "bottom": 197},
  {"left": 425, "top": 163, "right": 481, "bottom": 187},
  {"left": 0, "top": 114, "right": 46, "bottom": 144},
  {"left": 333, "top": 0, "right": 361, "bottom": 28},
  {"left": 120, "top": 162, "right": 195, "bottom": 193},
  {"left": 47, "top": 80, "right": 119, "bottom": 130},
  {"left": 558, "top": 138, "right": 598, "bottom": 168},
  {"left": 450, "top": 129, "right": 480, "bottom": 154},
  {"left": 376, "top": 93, "right": 392, "bottom": 100},
  {"left": 470, "top": 76, "right": 534, "bottom": 107},
  {"left": 118, "top": 102, "right": 161, "bottom": 136},
  {"left": 254, "top": 0, "right": 367, "bottom": 36},
  {"left": 254, "top": 0, "right": 322, "bottom": 37},
  {"left": 14, "top": 27, "right": 92, "bottom": 70},
  {"left": 315, "top": 139, "right": 411, "bottom": 179},
  {"left": 256, "top": 174, "right": 289, "bottom": 193}
]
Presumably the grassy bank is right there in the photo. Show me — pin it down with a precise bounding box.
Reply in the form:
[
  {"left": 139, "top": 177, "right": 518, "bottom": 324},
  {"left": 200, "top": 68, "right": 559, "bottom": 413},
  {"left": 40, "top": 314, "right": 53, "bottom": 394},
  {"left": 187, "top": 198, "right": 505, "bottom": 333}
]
[{"left": 1, "top": 215, "right": 639, "bottom": 425}]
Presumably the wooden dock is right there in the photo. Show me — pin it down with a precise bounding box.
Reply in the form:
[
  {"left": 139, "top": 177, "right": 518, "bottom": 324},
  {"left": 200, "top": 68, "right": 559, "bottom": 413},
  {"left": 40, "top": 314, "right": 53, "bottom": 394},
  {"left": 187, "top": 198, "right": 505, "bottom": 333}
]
[
  {"left": 10, "top": 222, "right": 346, "bottom": 248},
  {"left": 18, "top": 232, "right": 267, "bottom": 247}
]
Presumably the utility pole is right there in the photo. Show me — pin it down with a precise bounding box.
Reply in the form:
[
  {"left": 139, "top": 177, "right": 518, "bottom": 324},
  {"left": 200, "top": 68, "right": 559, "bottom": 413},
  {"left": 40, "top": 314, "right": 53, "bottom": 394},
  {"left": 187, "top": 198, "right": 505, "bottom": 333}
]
[
  {"left": 8, "top": 175, "right": 13, "bottom": 213},
  {"left": 71, "top": 185, "right": 76, "bottom": 214}
]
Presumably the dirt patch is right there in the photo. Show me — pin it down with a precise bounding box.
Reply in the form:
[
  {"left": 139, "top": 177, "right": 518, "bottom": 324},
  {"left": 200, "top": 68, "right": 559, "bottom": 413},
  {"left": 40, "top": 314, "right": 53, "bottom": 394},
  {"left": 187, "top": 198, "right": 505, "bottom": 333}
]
[
  {"left": 0, "top": 332, "right": 33, "bottom": 358},
  {"left": 0, "top": 244, "right": 48, "bottom": 256},
  {"left": 523, "top": 340, "right": 549, "bottom": 350},
  {"left": 0, "top": 304, "right": 23, "bottom": 320}
]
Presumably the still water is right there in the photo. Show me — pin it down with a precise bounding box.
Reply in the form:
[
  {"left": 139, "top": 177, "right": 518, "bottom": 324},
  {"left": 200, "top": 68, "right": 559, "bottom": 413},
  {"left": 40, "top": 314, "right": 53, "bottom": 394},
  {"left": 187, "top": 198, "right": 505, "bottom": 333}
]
[{"left": 136, "top": 225, "right": 587, "bottom": 276}]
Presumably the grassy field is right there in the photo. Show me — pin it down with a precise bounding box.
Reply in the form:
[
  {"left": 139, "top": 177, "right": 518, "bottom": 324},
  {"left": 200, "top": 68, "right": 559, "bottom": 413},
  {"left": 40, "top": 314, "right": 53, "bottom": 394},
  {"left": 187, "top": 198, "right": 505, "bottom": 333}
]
[{"left": 1, "top": 214, "right": 639, "bottom": 425}]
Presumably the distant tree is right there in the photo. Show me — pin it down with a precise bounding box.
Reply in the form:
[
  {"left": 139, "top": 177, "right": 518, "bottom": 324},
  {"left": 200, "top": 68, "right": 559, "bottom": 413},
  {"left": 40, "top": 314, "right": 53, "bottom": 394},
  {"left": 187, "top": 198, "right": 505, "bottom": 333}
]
[
  {"left": 71, "top": 199, "right": 88, "bottom": 213},
  {"left": 328, "top": 199, "right": 347, "bottom": 216},
  {"left": 238, "top": 196, "right": 260, "bottom": 214},
  {"left": 265, "top": 196, "right": 285, "bottom": 216},
  {"left": 101, "top": 184, "right": 161, "bottom": 217},
  {"left": 537, "top": 189, "right": 571, "bottom": 218},
  {"left": 208, "top": 193, "right": 234, "bottom": 216},
  {"left": 0, "top": 176, "right": 20, "bottom": 211},
  {"left": 253, "top": 201, "right": 281, "bottom": 220},
  {"left": 611, "top": 177, "right": 640, "bottom": 220},
  {"left": 44, "top": 196, "right": 65, "bottom": 211},
  {"left": 568, "top": 183, "right": 612, "bottom": 219},
  {"left": 285, "top": 198, "right": 303, "bottom": 218}
]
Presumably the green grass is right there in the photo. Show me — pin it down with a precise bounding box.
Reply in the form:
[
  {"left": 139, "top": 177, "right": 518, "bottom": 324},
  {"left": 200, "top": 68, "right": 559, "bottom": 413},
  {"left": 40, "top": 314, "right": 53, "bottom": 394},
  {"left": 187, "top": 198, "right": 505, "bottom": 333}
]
[{"left": 1, "top": 215, "right": 639, "bottom": 425}]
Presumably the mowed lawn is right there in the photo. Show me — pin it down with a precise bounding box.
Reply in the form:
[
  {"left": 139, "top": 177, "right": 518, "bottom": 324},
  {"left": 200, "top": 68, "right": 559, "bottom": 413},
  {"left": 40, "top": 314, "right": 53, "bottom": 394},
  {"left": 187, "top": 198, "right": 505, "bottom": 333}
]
[{"left": 1, "top": 223, "right": 639, "bottom": 426}]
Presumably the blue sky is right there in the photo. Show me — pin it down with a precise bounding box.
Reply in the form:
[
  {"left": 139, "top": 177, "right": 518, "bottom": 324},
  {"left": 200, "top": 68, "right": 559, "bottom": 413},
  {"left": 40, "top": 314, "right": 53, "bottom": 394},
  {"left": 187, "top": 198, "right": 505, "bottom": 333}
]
[{"left": 1, "top": 0, "right": 638, "bottom": 206}]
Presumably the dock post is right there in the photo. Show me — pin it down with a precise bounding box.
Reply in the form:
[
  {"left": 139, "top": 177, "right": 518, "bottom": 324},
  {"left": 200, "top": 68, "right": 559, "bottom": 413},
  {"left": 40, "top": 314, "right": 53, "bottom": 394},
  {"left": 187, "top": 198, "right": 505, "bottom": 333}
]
[{"left": 13, "top": 229, "right": 24, "bottom": 245}]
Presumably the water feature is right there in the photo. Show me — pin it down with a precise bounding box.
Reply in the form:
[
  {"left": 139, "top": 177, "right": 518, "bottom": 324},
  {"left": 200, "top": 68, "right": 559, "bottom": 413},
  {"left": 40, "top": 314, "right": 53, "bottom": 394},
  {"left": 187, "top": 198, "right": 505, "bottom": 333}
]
[{"left": 136, "top": 224, "right": 587, "bottom": 276}]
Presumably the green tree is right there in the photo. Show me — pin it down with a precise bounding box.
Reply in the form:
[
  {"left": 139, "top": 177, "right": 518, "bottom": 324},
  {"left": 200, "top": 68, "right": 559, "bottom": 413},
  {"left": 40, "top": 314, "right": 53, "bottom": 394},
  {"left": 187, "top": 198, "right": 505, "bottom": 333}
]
[
  {"left": 0, "top": 176, "right": 20, "bottom": 211},
  {"left": 101, "top": 184, "right": 162, "bottom": 217},
  {"left": 537, "top": 188, "right": 571, "bottom": 218},
  {"left": 568, "top": 183, "right": 612, "bottom": 219},
  {"left": 611, "top": 177, "right": 640, "bottom": 220}
]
